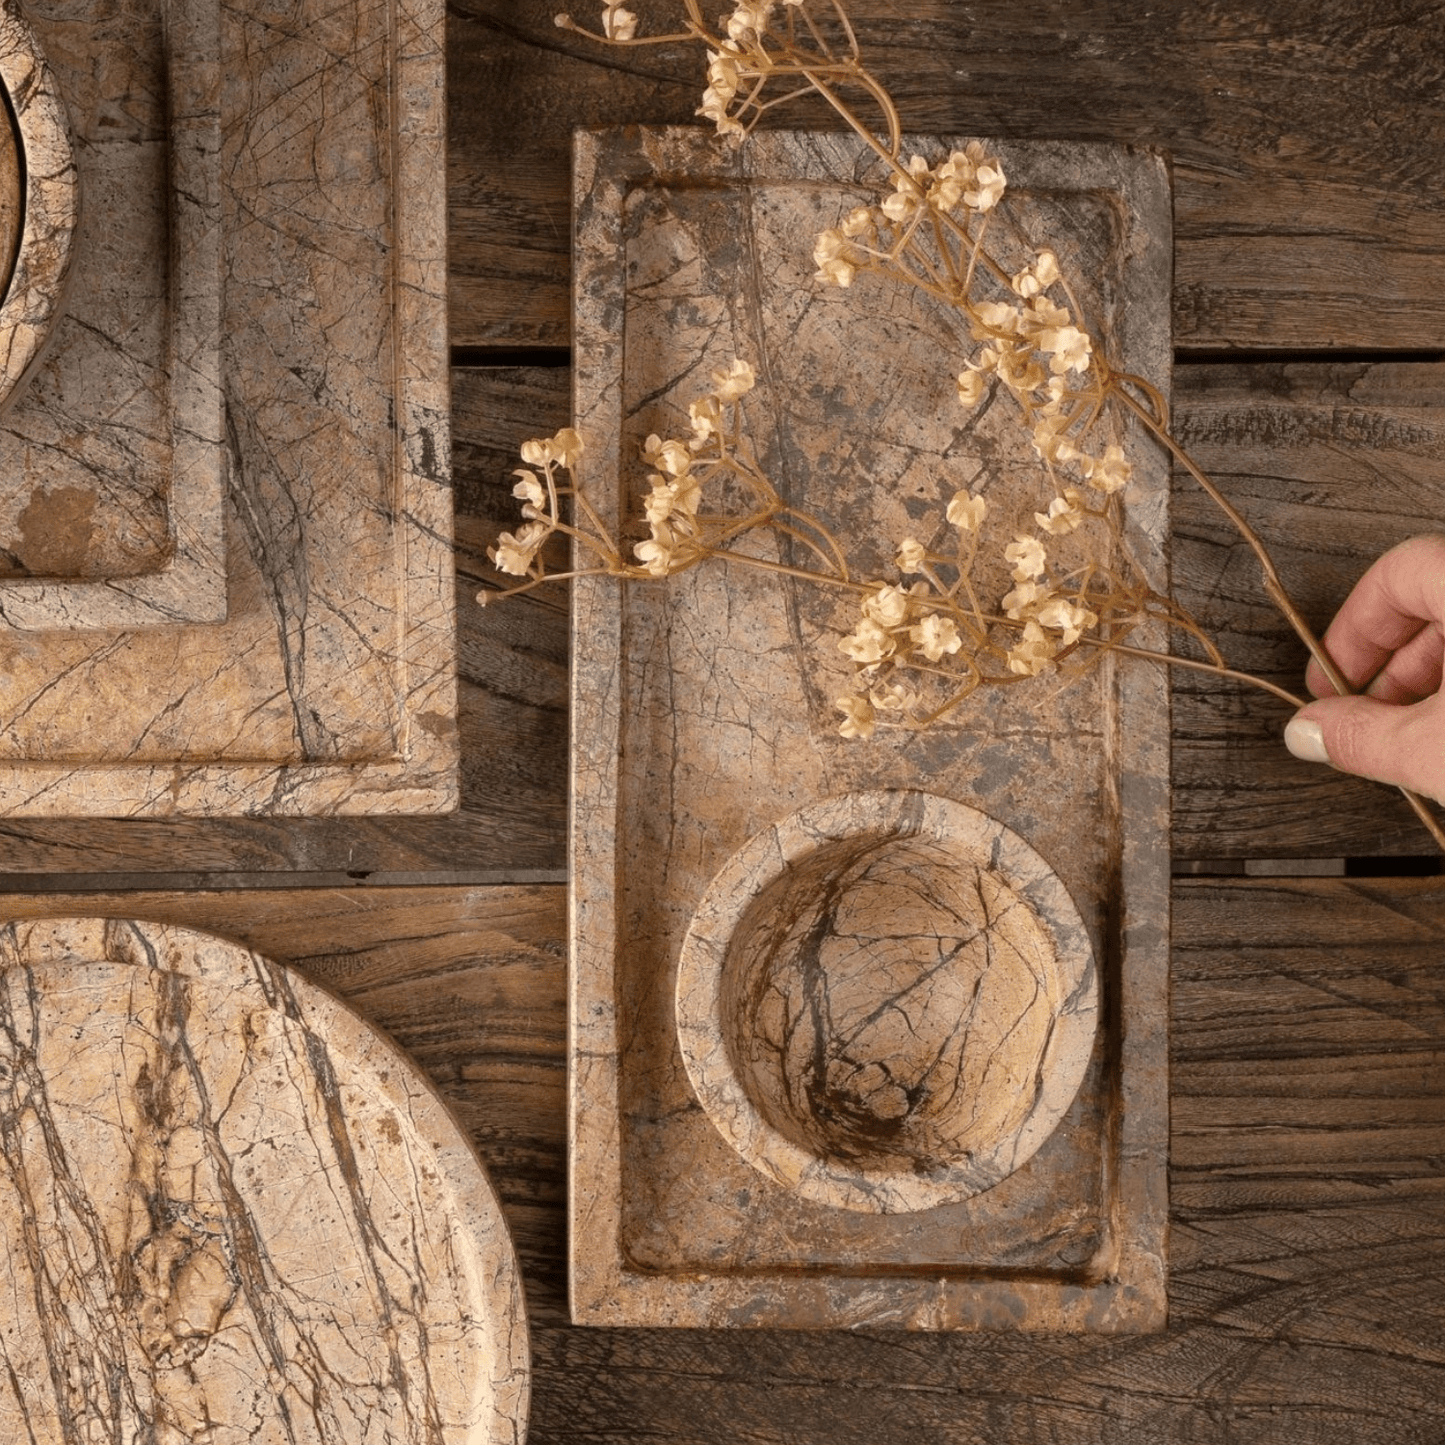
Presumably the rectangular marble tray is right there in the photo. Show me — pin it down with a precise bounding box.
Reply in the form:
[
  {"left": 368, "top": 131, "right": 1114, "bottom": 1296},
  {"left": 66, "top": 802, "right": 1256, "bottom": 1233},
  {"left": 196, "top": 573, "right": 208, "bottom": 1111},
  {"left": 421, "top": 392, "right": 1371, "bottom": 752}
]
[
  {"left": 0, "top": 0, "right": 224, "bottom": 631},
  {"left": 0, "top": 0, "right": 456, "bottom": 815},
  {"left": 570, "top": 128, "right": 1171, "bottom": 1330}
]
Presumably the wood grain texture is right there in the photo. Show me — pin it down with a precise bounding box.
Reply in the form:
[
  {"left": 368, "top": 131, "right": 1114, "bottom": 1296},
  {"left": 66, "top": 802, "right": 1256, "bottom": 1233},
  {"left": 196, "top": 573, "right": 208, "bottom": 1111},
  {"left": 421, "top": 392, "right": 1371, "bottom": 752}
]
[
  {"left": 1, "top": 881, "right": 1440, "bottom": 1443},
  {"left": 446, "top": 0, "right": 1445, "bottom": 351},
  {"left": 1170, "top": 361, "right": 1445, "bottom": 858}
]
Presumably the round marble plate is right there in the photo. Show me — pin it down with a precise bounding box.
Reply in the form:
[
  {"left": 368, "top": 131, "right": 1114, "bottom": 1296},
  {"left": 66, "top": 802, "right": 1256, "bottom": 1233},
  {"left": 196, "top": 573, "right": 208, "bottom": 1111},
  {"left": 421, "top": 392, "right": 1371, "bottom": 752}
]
[
  {"left": 0, "top": 917, "right": 529, "bottom": 1445},
  {"left": 677, "top": 791, "right": 1099, "bottom": 1214},
  {"left": 0, "top": 6, "right": 79, "bottom": 415}
]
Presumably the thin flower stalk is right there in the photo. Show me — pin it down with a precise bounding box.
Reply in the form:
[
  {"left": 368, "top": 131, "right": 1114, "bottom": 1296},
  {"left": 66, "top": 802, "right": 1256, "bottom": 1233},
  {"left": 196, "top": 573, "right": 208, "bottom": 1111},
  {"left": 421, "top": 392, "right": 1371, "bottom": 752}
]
[{"left": 483, "top": 0, "right": 1445, "bottom": 848}]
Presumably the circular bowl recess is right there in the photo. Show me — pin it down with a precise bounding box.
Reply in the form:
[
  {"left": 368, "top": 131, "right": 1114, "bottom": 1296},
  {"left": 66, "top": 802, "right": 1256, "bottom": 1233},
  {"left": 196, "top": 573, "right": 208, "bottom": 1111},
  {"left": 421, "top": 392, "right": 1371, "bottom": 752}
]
[{"left": 676, "top": 791, "right": 1099, "bottom": 1214}]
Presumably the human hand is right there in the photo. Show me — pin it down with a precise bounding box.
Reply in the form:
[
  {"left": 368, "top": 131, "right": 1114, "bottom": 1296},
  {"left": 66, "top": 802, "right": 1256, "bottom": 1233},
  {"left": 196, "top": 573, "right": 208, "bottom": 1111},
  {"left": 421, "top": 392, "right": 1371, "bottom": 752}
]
[{"left": 1284, "top": 534, "right": 1445, "bottom": 806}]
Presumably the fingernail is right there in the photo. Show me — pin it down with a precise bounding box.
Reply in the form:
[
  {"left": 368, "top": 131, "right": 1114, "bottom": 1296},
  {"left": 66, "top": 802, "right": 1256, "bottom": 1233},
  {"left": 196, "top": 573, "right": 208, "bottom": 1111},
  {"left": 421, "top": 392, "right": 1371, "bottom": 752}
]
[{"left": 1284, "top": 716, "right": 1330, "bottom": 765}]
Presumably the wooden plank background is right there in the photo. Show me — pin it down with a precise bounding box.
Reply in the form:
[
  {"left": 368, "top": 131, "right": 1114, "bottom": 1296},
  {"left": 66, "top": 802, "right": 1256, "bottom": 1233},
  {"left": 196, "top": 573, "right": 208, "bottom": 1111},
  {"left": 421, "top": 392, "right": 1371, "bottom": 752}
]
[
  {"left": 3, "top": 1, "right": 1444, "bottom": 1439},
  {"left": 446, "top": 0, "right": 1445, "bottom": 354}
]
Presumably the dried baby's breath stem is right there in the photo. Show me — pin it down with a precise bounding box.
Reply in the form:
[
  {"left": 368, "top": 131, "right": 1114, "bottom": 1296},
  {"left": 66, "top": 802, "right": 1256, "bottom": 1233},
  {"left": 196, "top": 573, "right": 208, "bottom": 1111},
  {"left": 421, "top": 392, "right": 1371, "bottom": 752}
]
[
  {"left": 1113, "top": 380, "right": 1348, "bottom": 698},
  {"left": 491, "top": 2, "right": 1444, "bottom": 849},
  {"left": 1403, "top": 792, "right": 1445, "bottom": 851},
  {"left": 1114, "top": 375, "right": 1445, "bottom": 848},
  {"left": 1087, "top": 640, "right": 1308, "bottom": 709}
]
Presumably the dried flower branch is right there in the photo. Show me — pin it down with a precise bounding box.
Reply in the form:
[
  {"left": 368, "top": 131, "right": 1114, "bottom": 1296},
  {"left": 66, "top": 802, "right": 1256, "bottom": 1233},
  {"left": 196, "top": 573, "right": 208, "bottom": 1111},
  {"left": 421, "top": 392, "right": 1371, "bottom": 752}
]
[{"left": 482, "top": 0, "right": 1444, "bottom": 849}]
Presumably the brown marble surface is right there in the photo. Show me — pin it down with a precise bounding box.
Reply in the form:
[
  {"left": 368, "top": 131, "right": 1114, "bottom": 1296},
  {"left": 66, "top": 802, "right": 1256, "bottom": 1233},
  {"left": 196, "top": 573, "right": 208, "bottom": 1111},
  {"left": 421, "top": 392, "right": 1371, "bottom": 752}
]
[
  {"left": 570, "top": 128, "right": 1171, "bottom": 1330},
  {"left": 0, "top": 0, "right": 77, "bottom": 436},
  {"left": 676, "top": 792, "right": 1100, "bottom": 1216},
  {"left": 0, "top": 915, "right": 529, "bottom": 1444},
  {"left": 0, "top": 0, "right": 457, "bottom": 815},
  {"left": 0, "top": 0, "right": 225, "bottom": 631}
]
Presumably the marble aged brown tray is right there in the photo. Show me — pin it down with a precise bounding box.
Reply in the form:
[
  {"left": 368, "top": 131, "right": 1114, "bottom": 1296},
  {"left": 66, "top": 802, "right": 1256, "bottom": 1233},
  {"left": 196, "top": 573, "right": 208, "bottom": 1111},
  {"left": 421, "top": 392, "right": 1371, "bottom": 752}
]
[
  {"left": 0, "top": 0, "right": 223, "bottom": 632},
  {"left": 0, "top": 916, "right": 530, "bottom": 1443},
  {"left": 0, "top": 0, "right": 456, "bottom": 815},
  {"left": 571, "top": 127, "right": 1171, "bottom": 1330}
]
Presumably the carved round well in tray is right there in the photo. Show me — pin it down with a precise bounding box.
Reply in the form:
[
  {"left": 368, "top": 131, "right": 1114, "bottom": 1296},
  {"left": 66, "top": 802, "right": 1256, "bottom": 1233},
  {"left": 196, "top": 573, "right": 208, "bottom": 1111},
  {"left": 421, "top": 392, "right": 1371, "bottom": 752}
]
[
  {"left": 0, "top": 6, "right": 79, "bottom": 415},
  {"left": 0, "top": 918, "right": 529, "bottom": 1444},
  {"left": 677, "top": 792, "right": 1098, "bottom": 1214}
]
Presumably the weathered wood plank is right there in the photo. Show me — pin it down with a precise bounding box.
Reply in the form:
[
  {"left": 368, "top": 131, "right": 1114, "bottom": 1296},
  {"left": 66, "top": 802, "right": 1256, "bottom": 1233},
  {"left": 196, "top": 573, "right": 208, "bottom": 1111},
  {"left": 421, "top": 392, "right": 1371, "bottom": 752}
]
[
  {"left": 2, "top": 880, "right": 1439, "bottom": 1443},
  {"left": 447, "top": 0, "right": 1445, "bottom": 351},
  {"left": 1170, "top": 360, "right": 1445, "bottom": 857}
]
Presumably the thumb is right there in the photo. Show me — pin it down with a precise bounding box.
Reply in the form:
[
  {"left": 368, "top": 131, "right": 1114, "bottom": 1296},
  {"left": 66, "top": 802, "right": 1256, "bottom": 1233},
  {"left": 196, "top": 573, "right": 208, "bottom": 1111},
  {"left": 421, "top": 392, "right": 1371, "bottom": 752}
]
[{"left": 1285, "top": 693, "right": 1445, "bottom": 805}]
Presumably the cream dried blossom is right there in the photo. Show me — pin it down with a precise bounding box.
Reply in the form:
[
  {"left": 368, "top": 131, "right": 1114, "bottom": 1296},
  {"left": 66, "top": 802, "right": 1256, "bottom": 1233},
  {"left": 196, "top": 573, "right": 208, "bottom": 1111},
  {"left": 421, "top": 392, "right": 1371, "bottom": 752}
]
[
  {"left": 961, "top": 144, "right": 1006, "bottom": 210},
  {"left": 1085, "top": 444, "right": 1132, "bottom": 493},
  {"left": 881, "top": 156, "right": 930, "bottom": 222},
  {"left": 946, "top": 491, "right": 987, "bottom": 532},
  {"left": 1004, "top": 535, "right": 1047, "bottom": 581},
  {"left": 838, "top": 616, "right": 894, "bottom": 664},
  {"left": 698, "top": 49, "right": 745, "bottom": 137},
  {"left": 490, "top": 520, "right": 549, "bottom": 577},
  {"left": 1031, "top": 415, "right": 1082, "bottom": 466},
  {"left": 814, "top": 228, "right": 858, "bottom": 287},
  {"left": 688, "top": 395, "right": 721, "bottom": 444},
  {"left": 712, "top": 358, "right": 756, "bottom": 401},
  {"left": 634, "top": 528, "right": 678, "bottom": 576},
  {"left": 1039, "top": 325, "right": 1092, "bottom": 376},
  {"left": 520, "top": 427, "right": 584, "bottom": 468},
  {"left": 643, "top": 434, "right": 693, "bottom": 476},
  {"left": 895, "top": 537, "right": 927, "bottom": 573},
  {"left": 1036, "top": 595, "right": 1098, "bottom": 646},
  {"left": 932, "top": 143, "right": 1006, "bottom": 214},
  {"left": 1002, "top": 577, "right": 1053, "bottom": 618},
  {"left": 726, "top": 1, "right": 773, "bottom": 44},
  {"left": 869, "top": 679, "right": 917, "bottom": 712},
  {"left": 862, "top": 582, "right": 912, "bottom": 629},
  {"left": 1035, "top": 490, "right": 1085, "bottom": 536},
  {"left": 644, "top": 473, "right": 702, "bottom": 529},
  {"left": 1007, "top": 620, "right": 1056, "bottom": 677},
  {"left": 601, "top": 2, "right": 637, "bottom": 38},
  {"left": 836, "top": 694, "right": 875, "bottom": 740},
  {"left": 995, "top": 345, "right": 1046, "bottom": 394},
  {"left": 956, "top": 367, "right": 988, "bottom": 407},
  {"left": 1020, "top": 296, "right": 1071, "bottom": 335},
  {"left": 1010, "top": 249, "right": 1060, "bottom": 299},
  {"left": 973, "top": 300, "right": 1020, "bottom": 336},
  {"left": 910, "top": 612, "right": 963, "bottom": 662},
  {"left": 512, "top": 470, "right": 547, "bottom": 509}
]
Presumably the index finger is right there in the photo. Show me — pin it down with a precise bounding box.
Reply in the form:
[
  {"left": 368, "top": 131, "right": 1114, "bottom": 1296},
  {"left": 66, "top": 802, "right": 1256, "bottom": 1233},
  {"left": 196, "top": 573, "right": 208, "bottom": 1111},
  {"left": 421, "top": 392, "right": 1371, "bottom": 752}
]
[{"left": 1306, "top": 534, "right": 1445, "bottom": 699}]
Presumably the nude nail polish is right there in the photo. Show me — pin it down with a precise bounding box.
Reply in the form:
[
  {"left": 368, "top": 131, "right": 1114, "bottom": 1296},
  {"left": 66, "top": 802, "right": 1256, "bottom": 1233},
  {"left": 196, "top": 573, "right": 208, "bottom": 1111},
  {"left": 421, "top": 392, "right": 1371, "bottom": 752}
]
[{"left": 1284, "top": 716, "right": 1330, "bottom": 765}]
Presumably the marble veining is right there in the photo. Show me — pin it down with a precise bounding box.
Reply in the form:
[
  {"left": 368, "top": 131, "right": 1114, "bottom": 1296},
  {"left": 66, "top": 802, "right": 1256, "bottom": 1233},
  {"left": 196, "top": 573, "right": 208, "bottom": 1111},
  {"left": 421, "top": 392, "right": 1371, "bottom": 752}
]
[
  {"left": 0, "top": 0, "right": 77, "bottom": 426},
  {"left": 0, "top": 916, "right": 530, "bottom": 1444},
  {"left": 0, "top": 0, "right": 229, "bottom": 629},
  {"left": 0, "top": 0, "right": 457, "bottom": 814},
  {"left": 571, "top": 127, "right": 1172, "bottom": 1329},
  {"left": 677, "top": 792, "right": 1098, "bottom": 1215}
]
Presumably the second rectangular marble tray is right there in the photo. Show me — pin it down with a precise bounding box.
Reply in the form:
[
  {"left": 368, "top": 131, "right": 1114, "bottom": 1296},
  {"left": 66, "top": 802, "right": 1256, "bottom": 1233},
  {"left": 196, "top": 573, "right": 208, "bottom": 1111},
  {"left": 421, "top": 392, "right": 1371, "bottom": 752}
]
[{"left": 570, "top": 127, "right": 1171, "bottom": 1330}]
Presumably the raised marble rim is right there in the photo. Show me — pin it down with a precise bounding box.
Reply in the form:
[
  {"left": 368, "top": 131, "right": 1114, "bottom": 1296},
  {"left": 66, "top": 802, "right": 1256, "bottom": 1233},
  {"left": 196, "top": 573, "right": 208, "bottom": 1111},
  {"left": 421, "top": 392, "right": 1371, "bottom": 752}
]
[
  {"left": 0, "top": 4, "right": 79, "bottom": 418},
  {"left": 0, "top": 0, "right": 233, "bottom": 632},
  {"left": 676, "top": 790, "right": 1099, "bottom": 1214},
  {"left": 0, "top": 916, "right": 531, "bottom": 1443}
]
